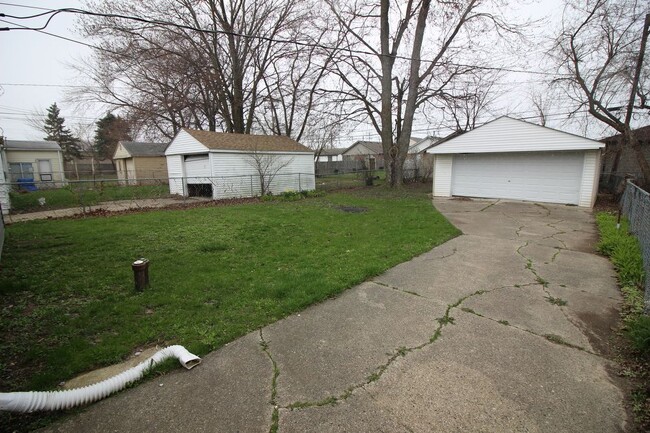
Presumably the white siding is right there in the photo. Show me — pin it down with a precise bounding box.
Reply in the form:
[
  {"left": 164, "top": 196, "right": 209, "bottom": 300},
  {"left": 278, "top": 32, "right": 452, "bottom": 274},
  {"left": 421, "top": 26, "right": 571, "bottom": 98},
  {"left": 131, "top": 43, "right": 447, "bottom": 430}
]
[
  {"left": 166, "top": 155, "right": 185, "bottom": 195},
  {"left": 211, "top": 152, "right": 314, "bottom": 199},
  {"left": 0, "top": 150, "right": 9, "bottom": 214},
  {"left": 427, "top": 117, "right": 604, "bottom": 154},
  {"left": 165, "top": 129, "right": 209, "bottom": 155},
  {"left": 113, "top": 143, "right": 130, "bottom": 159},
  {"left": 433, "top": 155, "right": 453, "bottom": 197},
  {"left": 578, "top": 150, "right": 601, "bottom": 208}
]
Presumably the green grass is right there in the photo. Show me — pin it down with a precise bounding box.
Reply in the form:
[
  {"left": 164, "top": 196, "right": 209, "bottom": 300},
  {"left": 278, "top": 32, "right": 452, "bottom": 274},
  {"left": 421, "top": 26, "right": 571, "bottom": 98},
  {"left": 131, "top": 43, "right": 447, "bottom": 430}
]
[
  {"left": 596, "top": 212, "right": 650, "bottom": 429},
  {"left": 0, "top": 186, "right": 458, "bottom": 397},
  {"left": 9, "top": 183, "right": 171, "bottom": 213}
]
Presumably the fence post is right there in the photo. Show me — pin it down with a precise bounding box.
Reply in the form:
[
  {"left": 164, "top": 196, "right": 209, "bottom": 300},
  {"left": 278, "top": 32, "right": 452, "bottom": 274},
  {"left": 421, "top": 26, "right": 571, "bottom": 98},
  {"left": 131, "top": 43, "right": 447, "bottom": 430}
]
[
  {"left": 299, "top": 173, "right": 302, "bottom": 192},
  {"left": 250, "top": 175, "right": 254, "bottom": 197}
]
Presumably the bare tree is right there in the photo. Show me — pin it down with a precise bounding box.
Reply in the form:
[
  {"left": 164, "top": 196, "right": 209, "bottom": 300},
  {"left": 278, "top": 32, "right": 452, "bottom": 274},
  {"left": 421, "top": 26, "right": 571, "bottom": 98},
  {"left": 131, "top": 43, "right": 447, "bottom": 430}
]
[
  {"left": 551, "top": 0, "right": 650, "bottom": 186},
  {"left": 437, "top": 71, "right": 503, "bottom": 132},
  {"left": 325, "top": 0, "right": 523, "bottom": 186},
  {"left": 529, "top": 89, "right": 552, "bottom": 127},
  {"left": 75, "top": 0, "right": 327, "bottom": 140},
  {"left": 246, "top": 147, "right": 294, "bottom": 196}
]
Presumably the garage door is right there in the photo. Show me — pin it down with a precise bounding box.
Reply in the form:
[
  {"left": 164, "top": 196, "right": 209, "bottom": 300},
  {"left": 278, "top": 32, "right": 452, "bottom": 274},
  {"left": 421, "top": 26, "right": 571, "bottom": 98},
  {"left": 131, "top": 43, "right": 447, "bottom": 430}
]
[
  {"left": 451, "top": 151, "right": 584, "bottom": 205},
  {"left": 184, "top": 154, "right": 211, "bottom": 184}
]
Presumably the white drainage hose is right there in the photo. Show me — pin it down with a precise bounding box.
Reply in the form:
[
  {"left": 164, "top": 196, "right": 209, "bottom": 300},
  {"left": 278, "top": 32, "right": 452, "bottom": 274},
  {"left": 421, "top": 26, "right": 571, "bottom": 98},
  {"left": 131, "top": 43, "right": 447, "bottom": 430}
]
[{"left": 0, "top": 345, "right": 201, "bottom": 413}]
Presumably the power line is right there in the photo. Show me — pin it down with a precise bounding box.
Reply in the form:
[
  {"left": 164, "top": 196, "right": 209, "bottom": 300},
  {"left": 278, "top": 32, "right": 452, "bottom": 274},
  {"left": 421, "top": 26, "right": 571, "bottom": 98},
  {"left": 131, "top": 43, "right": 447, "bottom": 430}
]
[{"left": 0, "top": 4, "right": 566, "bottom": 78}]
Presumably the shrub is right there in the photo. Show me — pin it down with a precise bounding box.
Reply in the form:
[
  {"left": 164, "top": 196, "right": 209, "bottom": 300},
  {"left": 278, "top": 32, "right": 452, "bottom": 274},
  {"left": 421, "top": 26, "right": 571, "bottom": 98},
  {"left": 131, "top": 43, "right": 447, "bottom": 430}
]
[
  {"left": 627, "top": 315, "right": 650, "bottom": 355},
  {"left": 596, "top": 213, "right": 645, "bottom": 288}
]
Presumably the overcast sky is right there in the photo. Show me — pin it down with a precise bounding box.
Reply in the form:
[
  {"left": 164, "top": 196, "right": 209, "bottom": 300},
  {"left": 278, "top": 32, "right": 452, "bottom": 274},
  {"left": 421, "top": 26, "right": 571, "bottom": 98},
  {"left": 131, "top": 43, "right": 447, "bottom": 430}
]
[{"left": 0, "top": 0, "right": 617, "bottom": 145}]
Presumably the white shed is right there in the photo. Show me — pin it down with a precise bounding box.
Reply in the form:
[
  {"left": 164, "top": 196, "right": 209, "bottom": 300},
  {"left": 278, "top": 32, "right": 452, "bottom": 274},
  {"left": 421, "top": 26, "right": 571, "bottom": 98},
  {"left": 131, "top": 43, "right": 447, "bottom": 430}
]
[
  {"left": 426, "top": 117, "right": 605, "bottom": 207},
  {"left": 165, "top": 129, "right": 315, "bottom": 199}
]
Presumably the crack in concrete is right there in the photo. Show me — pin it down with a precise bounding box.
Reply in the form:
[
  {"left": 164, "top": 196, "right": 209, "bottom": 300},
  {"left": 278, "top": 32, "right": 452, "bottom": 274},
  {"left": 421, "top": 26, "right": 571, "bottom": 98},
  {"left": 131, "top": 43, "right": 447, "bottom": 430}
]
[
  {"left": 514, "top": 239, "right": 603, "bottom": 360},
  {"left": 479, "top": 199, "right": 500, "bottom": 212},
  {"left": 372, "top": 280, "right": 423, "bottom": 298},
  {"left": 421, "top": 247, "right": 458, "bottom": 262},
  {"left": 279, "top": 286, "right": 506, "bottom": 413},
  {"left": 458, "top": 307, "right": 605, "bottom": 358},
  {"left": 534, "top": 202, "right": 551, "bottom": 217},
  {"left": 260, "top": 330, "right": 280, "bottom": 433}
]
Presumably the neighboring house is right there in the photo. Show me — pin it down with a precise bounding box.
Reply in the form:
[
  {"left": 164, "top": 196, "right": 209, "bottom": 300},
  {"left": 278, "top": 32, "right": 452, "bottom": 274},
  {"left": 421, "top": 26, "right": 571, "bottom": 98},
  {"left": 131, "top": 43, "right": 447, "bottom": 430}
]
[
  {"left": 342, "top": 141, "right": 384, "bottom": 170},
  {"left": 427, "top": 116, "right": 605, "bottom": 207},
  {"left": 2, "top": 140, "right": 65, "bottom": 185},
  {"left": 408, "top": 136, "right": 440, "bottom": 154},
  {"left": 600, "top": 125, "right": 650, "bottom": 182},
  {"left": 316, "top": 148, "right": 346, "bottom": 163},
  {"left": 113, "top": 141, "right": 169, "bottom": 184},
  {"left": 165, "top": 128, "right": 315, "bottom": 199}
]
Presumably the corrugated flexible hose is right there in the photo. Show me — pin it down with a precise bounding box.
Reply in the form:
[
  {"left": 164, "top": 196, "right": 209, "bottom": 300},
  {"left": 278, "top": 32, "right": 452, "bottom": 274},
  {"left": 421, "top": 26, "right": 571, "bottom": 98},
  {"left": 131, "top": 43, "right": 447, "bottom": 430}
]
[{"left": 0, "top": 345, "right": 201, "bottom": 413}]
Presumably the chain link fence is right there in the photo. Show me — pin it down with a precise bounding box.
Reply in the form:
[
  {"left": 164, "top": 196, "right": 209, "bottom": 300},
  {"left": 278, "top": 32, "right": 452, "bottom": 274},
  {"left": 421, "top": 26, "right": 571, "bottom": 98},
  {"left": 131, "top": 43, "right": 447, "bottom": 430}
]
[{"left": 620, "top": 180, "right": 650, "bottom": 313}]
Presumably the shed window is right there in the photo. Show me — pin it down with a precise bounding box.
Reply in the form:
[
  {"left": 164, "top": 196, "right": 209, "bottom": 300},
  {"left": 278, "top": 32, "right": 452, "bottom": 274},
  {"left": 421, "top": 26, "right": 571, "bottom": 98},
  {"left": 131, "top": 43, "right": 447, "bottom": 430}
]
[{"left": 9, "top": 162, "right": 34, "bottom": 181}]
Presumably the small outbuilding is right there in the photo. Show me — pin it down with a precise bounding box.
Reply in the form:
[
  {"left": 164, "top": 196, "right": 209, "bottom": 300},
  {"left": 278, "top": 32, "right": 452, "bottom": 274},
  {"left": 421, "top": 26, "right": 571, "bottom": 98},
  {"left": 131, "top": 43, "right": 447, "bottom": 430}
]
[
  {"left": 426, "top": 116, "right": 605, "bottom": 207},
  {"left": 3, "top": 140, "right": 66, "bottom": 184},
  {"left": 113, "top": 141, "right": 169, "bottom": 184},
  {"left": 165, "top": 128, "right": 315, "bottom": 199}
]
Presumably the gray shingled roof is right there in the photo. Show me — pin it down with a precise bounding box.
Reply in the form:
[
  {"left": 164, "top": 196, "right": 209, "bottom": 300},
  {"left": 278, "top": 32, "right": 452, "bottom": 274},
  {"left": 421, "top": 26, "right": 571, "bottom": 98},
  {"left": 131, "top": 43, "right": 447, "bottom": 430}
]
[
  {"left": 346, "top": 140, "right": 383, "bottom": 155},
  {"left": 120, "top": 141, "right": 169, "bottom": 157},
  {"left": 320, "top": 147, "right": 347, "bottom": 156},
  {"left": 4, "top": 140, "right": 61, "bottom": 151}
]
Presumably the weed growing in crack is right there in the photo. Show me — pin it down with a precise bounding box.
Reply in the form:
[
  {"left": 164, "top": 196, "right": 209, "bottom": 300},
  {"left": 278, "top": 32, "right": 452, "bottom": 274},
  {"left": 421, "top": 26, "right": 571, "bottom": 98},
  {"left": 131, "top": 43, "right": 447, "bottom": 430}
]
[
  {"left": 430, "top": 328, "right": 442, "bottom": 343},
  {"left": 498, "top": 320, "right": 510, "bottom": 326},
  {"left": 437, "top": 316, "right": 455, "bottom": 325},
  {"left": 543, "top": 334, "right": 584, "bottom": 350},
  {"left": 536, "top": 276, "right": 549, "bottom": 287},
  {"left": 545, "top": 296, "right": 568, "bottom": 306}
]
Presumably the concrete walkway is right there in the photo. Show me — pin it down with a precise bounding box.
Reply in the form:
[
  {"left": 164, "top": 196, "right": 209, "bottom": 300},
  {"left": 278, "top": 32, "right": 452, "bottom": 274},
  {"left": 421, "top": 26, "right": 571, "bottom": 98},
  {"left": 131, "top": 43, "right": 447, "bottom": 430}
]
[
  {"left": 42, "top": 198, "right": 626, "bottom": 432},
  {"left": 5, "top": 197, "right": 211, "bottom": 223}
]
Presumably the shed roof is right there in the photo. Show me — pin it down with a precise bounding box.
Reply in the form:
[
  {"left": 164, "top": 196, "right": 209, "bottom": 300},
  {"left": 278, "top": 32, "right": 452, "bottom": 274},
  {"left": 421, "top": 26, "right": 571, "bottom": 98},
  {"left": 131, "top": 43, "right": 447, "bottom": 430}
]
[
  {"left": 320, "top": 147, "right": 347, "bottom": 156},
  {"left": 426, "top": 116, "right": 604, "bottom": 154},
  {"left": 601, "top": 125, "right": 650, "bottom": 144},
  {"left": 344, "top": 141, "right": 383, "bottom": 155},
  {"left": 4, "top": 140, "right": 61, "bottom": 151},
  {"left": 119, "top": 141, "right": 168, "bottom": 157},
  {"left": 183, "top": 128, "right": 311, "bottom": 153}
]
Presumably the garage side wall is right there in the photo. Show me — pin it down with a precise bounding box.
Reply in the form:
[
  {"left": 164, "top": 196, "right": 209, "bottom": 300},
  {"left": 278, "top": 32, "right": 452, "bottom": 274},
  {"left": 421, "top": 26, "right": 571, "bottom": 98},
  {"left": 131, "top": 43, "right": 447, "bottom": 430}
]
[
  {"left": 211, "top": 152, "right": 315, "bottom": 199},
  {"left": 578, "top": 150, "right": 601, "bottom": 208},
  {"left": 432, "top": 155, "right": 453, "bottom": 197}
]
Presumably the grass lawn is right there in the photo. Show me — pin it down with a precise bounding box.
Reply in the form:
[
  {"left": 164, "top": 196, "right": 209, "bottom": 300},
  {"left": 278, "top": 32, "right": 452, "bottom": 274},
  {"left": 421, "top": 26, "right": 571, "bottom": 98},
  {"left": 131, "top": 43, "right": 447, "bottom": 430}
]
[
  {"left": 9, "top": 183, "right": 171, "bottom": 213},
  {"left": 0, "top": 185, "right": 457, "bottom": 427}
]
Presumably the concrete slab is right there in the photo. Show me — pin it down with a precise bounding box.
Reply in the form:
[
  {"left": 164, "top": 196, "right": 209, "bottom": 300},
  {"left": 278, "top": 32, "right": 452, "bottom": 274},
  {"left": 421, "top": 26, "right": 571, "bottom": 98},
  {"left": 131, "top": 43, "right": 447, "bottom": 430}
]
[
  {"left": 264, "top": 282, "right": 445, "bottom": 406},
  {"left": 462, "top": 284, "right": 594, "bottom": 351},
  {"left": 374, "top": 236, "right": 534, "bottom": 304},
  {"left": 42, "top": 332, "right": 274, "bottom": 433}
]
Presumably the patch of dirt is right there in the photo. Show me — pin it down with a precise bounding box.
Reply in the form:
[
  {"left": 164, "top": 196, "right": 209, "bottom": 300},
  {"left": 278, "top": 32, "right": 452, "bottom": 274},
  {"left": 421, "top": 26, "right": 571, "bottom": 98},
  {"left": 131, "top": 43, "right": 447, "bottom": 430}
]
[
  {"left": 336, "top": 205, "right": 368, "bottom": 213},
  {"left": 40, "top": 197, "right": 261, "bottom": 221},
  {"left": 594, "top": 193, "right": 620, "bottom": 212}
]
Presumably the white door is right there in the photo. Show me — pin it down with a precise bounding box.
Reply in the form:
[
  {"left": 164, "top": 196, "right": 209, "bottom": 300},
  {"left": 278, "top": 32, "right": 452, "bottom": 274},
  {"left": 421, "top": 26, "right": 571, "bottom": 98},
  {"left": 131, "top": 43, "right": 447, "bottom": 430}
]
[
  {"left": 184, "top": 154, "right": 211, "bottom": 184},
  {"left": 451, "top": 151, "right": 584, "bottom": 205}
]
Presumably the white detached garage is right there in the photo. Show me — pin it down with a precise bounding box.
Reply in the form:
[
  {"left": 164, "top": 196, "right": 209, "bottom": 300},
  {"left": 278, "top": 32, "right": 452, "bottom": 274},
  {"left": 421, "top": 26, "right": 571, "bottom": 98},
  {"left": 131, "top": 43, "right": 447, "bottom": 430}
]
[
  {"left": 426, "top": 117, "right": 605, "bottom": 207},
  {"left": 165, "top": 128, "right": 315, "bottom": 199}
]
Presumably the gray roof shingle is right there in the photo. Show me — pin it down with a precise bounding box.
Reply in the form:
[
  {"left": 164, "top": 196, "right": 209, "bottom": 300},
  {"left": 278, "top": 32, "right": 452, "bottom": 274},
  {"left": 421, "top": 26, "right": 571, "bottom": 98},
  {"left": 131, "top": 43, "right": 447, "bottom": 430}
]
[
  {"left": 120, "top": 141, "right": 169, "bottom": 157},
  {"left": 183, "top": 129, "right": 312, "bottom": 153},
  {"left": 4, "top": 140, "right": 62, "bottom": 151}
]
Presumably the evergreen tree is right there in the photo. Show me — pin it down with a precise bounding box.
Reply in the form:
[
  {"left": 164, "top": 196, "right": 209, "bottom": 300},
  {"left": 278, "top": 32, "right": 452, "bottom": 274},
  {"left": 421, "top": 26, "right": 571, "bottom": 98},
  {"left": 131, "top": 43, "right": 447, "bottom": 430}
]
[
  {"left": 43, "top": 103, "right": 81, "bottom": 161},
  {"left": 94, "top": 112, "right": 132, "bottom": 160}
]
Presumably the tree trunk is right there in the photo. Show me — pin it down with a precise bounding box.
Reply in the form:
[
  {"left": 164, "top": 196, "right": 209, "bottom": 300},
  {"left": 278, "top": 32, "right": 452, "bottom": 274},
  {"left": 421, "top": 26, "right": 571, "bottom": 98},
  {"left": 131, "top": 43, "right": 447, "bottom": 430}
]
[
  {"left": 379, "top": 0, "right": 395, "bottom": 186},
  {"left": 626, "top": 129, "right": 650, "bottom": 187}
]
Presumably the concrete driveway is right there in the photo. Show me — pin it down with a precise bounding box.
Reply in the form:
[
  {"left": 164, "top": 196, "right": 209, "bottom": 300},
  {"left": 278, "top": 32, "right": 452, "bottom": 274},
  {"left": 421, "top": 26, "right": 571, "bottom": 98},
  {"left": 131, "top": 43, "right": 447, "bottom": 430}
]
[{"left": 43, "top": 198, "right": 626, "bottom": 432}]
